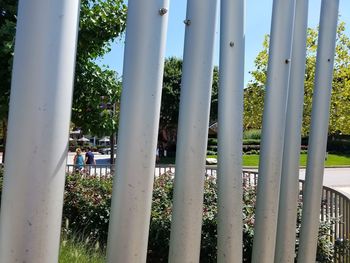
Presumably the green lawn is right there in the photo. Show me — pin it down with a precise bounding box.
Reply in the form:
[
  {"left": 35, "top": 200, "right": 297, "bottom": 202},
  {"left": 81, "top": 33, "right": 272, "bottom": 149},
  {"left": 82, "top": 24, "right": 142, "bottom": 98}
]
[
  {"left": 160, "top": 154, "right": 350, "bottom": 167},
  {"left": 159, "top": 154, "right": 350, "bottom": 167},
  {"left": 243, "top": 153, "right": 350, "bottom": 167}
]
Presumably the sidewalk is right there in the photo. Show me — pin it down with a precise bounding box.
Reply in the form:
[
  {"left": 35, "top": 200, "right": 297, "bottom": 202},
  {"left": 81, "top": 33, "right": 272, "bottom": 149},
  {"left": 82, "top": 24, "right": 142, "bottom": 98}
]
[{"left": 299, "top": 168, "right": 350, "bottom": 197}]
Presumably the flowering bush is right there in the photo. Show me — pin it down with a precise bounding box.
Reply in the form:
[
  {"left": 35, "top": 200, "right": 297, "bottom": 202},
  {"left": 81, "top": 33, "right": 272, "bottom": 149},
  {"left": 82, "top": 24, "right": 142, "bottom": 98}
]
[
  {"left": 0, "top": 168, "right": 341, "bottom": 261},
  {"left": 63, "top": 173, "right": 113, "bottom": 245}
]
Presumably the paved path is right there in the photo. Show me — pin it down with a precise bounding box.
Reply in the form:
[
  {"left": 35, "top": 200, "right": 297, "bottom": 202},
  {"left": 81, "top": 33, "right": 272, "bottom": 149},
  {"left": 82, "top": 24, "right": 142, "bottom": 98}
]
[{"left": 299, "top": 168, "right": 350, "bottom": 197}]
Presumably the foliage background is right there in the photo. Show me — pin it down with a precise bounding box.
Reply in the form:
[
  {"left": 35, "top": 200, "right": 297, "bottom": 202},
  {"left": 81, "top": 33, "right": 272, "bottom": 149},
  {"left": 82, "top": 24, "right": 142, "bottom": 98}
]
[
  {"left": 244, "top": 22, "right": 350, "bottom": 136},
  {"left": 0, "top": 0, "right": 127, "bottom": 141}
]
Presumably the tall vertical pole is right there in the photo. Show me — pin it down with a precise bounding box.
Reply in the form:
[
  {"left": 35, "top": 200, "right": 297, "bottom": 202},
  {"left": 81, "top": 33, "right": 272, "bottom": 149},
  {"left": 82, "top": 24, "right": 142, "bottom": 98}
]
[
  {"left": 274, "top": 0, "right": 309, "bottom": 262},
  {"left": 168, "top": 0, "right": 217, "bottom": 261},
  {"left": 0, "top": 1, "right": 80, "bottom": 262},
  {"left": 251, "top": 0, "right": 295, "bottom": 262},
  {"left": 217, "top": 0, "right": 245, "bottom": 261},
  {"left": 106, "top": 0, "right": 169, "bottom": 262},
  {"left": 297, "top": 0, "right": 339, "bottom": 262}
]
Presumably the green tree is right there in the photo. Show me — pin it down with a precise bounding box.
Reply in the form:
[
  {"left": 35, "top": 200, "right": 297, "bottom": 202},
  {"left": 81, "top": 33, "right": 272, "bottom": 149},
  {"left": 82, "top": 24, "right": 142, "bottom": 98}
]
[
  {"left": 160, "top": 57, "right": 219, "bottom": 129},
  {"left": 159, "top": 57, "right": 219, "bottom": 145},
  {"left": 72, "top": 0, "right": 127, "bottom": 136},
  {"left": 243, "top": 36, "right": 268, "bottom": 130},
  {"left": 0, "top": 0, "right": 127, "bottom": 149},
  {"left": 244, "top": 22, "right": 350, "bottom": 135}
]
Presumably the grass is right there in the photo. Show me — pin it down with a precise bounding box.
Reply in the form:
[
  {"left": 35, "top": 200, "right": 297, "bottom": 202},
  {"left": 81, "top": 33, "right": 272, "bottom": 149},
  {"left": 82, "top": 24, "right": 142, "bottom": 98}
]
[
  {"left": 243, "top": 153, "right": 350, "bottom": 167},
  {"left": 59, "top": 239, "right": 105, "bottom": 263},
  {"left": 158, "top": 154, "right": 350, "bottom": 167}
]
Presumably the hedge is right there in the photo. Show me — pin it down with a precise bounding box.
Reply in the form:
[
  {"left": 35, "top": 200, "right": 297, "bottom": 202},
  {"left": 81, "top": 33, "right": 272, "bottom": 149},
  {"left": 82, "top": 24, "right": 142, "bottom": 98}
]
[
  {"left": 0, "top": 168, "right": 341, "bottom": 262},
  {"left": 61, "top": 172, "right": 337, "bottom": 262}
]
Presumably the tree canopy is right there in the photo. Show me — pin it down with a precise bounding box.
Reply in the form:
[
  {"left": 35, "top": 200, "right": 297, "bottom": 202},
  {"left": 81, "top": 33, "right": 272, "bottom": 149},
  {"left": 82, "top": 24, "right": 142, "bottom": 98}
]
[
  {"left": 158, "top": 57, "right": 218, "bottom": 147},
  {"left": 244, "top": 22, "right": 350, "bottom": 135},
  {"left": 0, "top": 0, "right": 127, "bottom": 137},
  {"left": 160, "top": 57, "right": 219, "bottom": 130},
  {"left": 72, "top": 0, "right": 127, "bottom": 136}
]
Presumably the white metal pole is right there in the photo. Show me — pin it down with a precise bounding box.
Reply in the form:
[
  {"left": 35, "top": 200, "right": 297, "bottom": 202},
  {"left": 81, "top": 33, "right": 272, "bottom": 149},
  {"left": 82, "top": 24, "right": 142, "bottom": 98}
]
[
  {"left": 106, "top": 0, "right": 169, "bottom": 262},
  {"left": 251, "top": 0, "right": 295, "bottom": 261},
  {"left": 217, "top": 0, "right": 245, "bottom": 261},
  {"left": 297, "top": 0, "right": 339, "bottom": 262},
  {"left": 168, "top": 0, "right": 218, "bottom": 261},
  {"left": 0, "top": 1, "right": 80, "bottom": 262},
  {"left": 274, "top": 0, "right": 309, "bottom": 262}
]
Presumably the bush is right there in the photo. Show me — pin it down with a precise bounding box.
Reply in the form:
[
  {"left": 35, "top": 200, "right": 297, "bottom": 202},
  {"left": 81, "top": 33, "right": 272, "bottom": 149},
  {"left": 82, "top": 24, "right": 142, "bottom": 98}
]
[
  {"left": 244, "top": 149, "right": 259, "bottom": 155},
  {"left": 207, "top": 138, "right": 217, "bottom": 146},
  {"left": 0, "top": 168, "right": 340, "bottom": 262},
  {"left": 61, "top": 173, "right": 337, "bottom": 262},
  {"left": 206, "top": 150, "right": 217, "bottom": 156},
  {"left": 63, "top": 174, "right": 113, "bottom": 246},
  {"left": 243, "top": 139, "right": 260, "bottom": 145},
  {"left": 243, "top": 145, "right": 260, "bottom": 153},
  {"left": 207, "top": 145, "right": 218, "bottom": 152},
  {"left": 303, "top": 135, "right": 350, "bottom": 154},
  {"left": 243, "top": 129, "right": 261, "bottom": 140}
]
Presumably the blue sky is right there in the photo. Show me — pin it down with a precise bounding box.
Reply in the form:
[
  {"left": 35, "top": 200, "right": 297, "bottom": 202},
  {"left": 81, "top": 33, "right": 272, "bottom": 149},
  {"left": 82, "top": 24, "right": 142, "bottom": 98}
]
[{"left": 98, "top": 0, "right": 350, "bottom": 85}]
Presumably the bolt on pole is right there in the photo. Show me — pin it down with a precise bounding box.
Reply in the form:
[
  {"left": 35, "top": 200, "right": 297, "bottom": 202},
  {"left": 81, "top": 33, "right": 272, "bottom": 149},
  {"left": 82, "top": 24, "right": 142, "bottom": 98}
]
[
  {"left": 251, "top": 0, "right": 295, "bottom": 262},
  {"left": 217, "top": 0, "right": 245, "bottom": 261},
  {"left": 274, "top": 0, "right": 309, "bottom": 262},
  {"left": 0, "top": 1, "right": 80, "bottom": 262},
  {"left": 297, "top": 0, "right": 339, "bottom": 262},
  {"left": 168, "top": 0, "right": 218, "bottom": 261},
  {"left": 106, "top": 0, "right": 169, "bottom": 262}
]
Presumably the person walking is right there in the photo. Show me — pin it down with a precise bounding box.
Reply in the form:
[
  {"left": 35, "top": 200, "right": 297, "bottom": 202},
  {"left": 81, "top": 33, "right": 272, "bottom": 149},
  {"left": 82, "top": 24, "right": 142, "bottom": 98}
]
[
  {"left": 85, "top": 147, "right": 96, "bottom": 175},
  {"left": 85, "top": 147, "right": 96, "bottom": 165},
  {"left": 73, "top": 148, "right": 84, "bottom": 173}
]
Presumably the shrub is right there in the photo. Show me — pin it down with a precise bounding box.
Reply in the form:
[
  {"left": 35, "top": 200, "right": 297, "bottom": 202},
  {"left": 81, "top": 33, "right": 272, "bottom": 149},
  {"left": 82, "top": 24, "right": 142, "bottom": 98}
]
[
  {"left": 62, "top": 173, "right": 113, "bottom": 246},
  {"left": 243, "top": 129, "right": 262, "bottom": 140},
  {"left": 243, "top": 139, "right": 260, "bottom": 145},
  {"left": 244, "top": 149, "right": 259, "bottom": 155},
  {"left": 207, "top": 138, "right": 218, "bottom": 146},
  {"left": 0, "top": 168, "right": 341, "bottom": 262},
  {"left": 243, "top": 145, "right": 260, "bottom": 153},
  {"left": 206, "top": 150, "right": 217, "bottom": 156},
  {"left": 62, "top": 173, "right": 337, "bottom": 262},
  {"left": 207, "top": 145, "right": 218, "bottom": 152}
]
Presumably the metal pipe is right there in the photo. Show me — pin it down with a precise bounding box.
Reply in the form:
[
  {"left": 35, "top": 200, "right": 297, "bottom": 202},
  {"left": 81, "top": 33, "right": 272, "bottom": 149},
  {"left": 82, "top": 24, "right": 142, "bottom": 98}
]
[
  {"left": 274, "top": 0, "right": 308, "bottom": 261},
  {"left": 168, "top": 0, "right": 218, "bottom": 261},
  {"left": 217, "top": 0, "right": 245, "bottom": 261},
  {"left": 106, "top": 0, "right": 169, "bottom": 262},
  {"left": 297, "top": 0, "right": 339, "bottom": 261},
  {"left": 251, "top": 0, "right": 295, "bottom": 261},
  {"left": 0, "top": 1, "right": 80, "bottom": 262}
]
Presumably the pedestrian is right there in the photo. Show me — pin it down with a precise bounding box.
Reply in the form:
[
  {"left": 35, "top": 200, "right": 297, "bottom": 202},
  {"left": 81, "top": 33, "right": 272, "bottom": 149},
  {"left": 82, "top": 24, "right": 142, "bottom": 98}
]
[
  {"left": 73, "top": 148, "right": 84, "bottom": 173},
  {"left": 85, "top": 147, "right": 96, "bottom": 165},
  {"left": 85, "top": 147, "right": 96, "bottom": 175}
]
